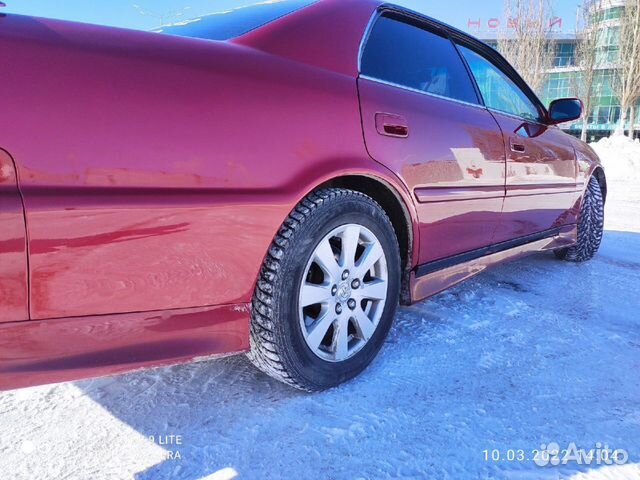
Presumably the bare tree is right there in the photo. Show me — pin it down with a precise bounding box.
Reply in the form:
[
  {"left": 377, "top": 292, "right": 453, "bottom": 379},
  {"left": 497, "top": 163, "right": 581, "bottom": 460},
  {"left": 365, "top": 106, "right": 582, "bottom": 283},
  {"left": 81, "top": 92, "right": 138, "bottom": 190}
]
[
  {"left": 497, "top": 0, "right": 555, "bottom": 95},
  {"left": 573, "top": 1, "right": 603, "bottom": 142},
  {"left": 612, "top": 0, "right": 640, "bottom": 136},
  {"left": 133, "top": 4, "right": 192, "bottom": 28}
]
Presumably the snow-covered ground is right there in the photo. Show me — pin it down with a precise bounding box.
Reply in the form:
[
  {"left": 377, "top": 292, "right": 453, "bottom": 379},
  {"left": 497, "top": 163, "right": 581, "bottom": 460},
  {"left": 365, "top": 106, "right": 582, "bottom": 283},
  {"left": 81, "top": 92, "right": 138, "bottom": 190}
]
[
  {"left": 592, "top": 135, "right": 640, "bottom": 182},
  {"left": 1, "top": 140, "right": 639, "bottom": 480}
]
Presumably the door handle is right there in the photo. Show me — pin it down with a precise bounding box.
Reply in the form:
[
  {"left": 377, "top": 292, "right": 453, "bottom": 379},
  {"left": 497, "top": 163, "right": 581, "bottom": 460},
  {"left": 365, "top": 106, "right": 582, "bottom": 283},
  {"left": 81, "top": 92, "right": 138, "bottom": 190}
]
[
  {"left": 510, "top": 141, "right": 526, "bottom": 153},
  {"left": 383, "top": 124, "right": 409, "bottom": 137},
  {"left": 375, "top": 113, "right": 409, "bottom": 138}
]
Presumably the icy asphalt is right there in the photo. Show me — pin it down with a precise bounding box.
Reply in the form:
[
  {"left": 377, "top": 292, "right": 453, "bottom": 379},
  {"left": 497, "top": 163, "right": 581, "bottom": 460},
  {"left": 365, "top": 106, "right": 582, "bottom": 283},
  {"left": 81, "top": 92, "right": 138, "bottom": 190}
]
[{"left": 0, "top": 174, "right": 638, "bottom": 480}]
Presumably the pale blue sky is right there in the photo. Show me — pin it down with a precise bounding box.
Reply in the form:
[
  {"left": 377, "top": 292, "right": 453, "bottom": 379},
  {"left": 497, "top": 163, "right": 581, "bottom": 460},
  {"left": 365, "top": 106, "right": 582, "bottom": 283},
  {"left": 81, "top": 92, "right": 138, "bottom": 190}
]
[{"left": 1, "top": 0, "right": 580, "bottom": 33}]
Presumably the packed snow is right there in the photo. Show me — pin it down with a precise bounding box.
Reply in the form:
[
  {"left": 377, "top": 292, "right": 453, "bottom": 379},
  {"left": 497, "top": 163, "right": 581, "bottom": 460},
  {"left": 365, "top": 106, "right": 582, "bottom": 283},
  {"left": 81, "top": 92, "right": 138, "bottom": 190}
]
[
  {"left": 591, "top": 134, "right": 640, "bottom": 181},
  {"left": 1, "top": 138, "right": 639, "bottom": 480}
]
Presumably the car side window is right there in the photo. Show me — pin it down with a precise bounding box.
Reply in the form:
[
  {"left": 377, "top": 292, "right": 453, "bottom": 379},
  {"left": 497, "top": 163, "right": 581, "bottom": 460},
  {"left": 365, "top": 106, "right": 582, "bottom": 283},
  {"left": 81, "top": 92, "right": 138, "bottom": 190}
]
[
  {"left": 360, "top": 14, "right": 478, "bottom": 105},
  {"left": 457, "top": 44, "right": 542, "bottom": 122}
]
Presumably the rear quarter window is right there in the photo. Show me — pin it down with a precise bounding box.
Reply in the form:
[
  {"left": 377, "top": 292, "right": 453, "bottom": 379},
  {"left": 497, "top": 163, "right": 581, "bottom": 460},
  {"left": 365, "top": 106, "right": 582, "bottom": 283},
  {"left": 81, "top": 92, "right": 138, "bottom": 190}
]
[{"left": 360, "top": 14, "right": 479, "bottom": 105}]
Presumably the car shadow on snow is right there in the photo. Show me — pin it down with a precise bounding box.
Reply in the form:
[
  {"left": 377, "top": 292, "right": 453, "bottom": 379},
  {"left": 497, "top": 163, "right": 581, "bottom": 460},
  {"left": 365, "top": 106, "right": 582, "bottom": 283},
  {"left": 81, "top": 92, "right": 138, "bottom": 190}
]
[{"left": 77, "top": 230, "right": 640, "bottom": 480}]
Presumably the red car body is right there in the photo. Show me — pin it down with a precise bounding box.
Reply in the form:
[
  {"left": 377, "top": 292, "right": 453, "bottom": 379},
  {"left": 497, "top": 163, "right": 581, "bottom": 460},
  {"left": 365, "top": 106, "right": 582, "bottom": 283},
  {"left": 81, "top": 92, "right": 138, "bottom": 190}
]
[{"left": 0, "top": 0, "right": 605, "bottom": 390}]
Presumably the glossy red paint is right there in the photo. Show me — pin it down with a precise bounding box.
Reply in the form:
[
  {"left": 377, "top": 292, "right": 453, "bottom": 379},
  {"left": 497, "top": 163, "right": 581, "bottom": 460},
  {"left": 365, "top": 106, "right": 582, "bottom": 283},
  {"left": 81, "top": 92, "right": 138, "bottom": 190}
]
[
  {"left": 0, "top": 6, "right": 389, "bottom": 320},
  {"left": 233, "top": 0, "right": 378, "bottom": 77},
  {"left": 0, "top": 148, "right": 28, "bottom": 322},
  {"left": 410, "top": 225, "right": 577, "bottom": 302},
  {"left": 358, "top": 77, "right": 507, "bottom": 263},
  {"left": 0, "top": 0, "right": 605, "bottom": 390},
  {"left": 490, "top": 112, "right": 582, "bottom": 242},
  {"left": 0, "top": 304, "right": 249, "bottom": 390}
]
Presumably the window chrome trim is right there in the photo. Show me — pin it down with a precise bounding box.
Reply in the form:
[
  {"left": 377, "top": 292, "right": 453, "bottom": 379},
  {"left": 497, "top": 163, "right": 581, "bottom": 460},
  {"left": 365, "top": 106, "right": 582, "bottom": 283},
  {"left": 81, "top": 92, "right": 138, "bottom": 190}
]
[{"left": 358, "top": 74, "right": 486, "bottom": 111}]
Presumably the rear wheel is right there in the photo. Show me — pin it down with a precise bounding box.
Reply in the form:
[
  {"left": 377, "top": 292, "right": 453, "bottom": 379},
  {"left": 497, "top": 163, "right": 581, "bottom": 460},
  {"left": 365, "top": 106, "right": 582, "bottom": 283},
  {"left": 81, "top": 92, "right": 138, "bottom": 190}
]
[
  {"left": 555, "top": 176, "right": 604, "bottom": 262},
  {"left": 247, "top": 188, "right": 401, "bottom": 391}
]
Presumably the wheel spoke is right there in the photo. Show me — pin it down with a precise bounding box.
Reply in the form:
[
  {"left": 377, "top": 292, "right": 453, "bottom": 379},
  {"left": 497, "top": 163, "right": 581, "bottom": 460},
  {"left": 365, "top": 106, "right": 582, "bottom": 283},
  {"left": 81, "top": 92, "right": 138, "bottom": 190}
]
[
  {"left": 313, "top": 238, "right": 340, "bottom": 281},
  {"left": 354, "top": 241, "right": 383, "bottom": 278},
  {"left": 357, "top": 280, "right": 387, "bottom": 300},
  {"left": 332, "top": 318, "right": 349, "bottom": 361},
  {"left": 353, "top": 309, "right": 376, "bottom": 341},
  {"left": 306, "top": 313, "right": 335, "bottom": 351},
  {"left": 299, "top": 223, "right": 388, "bottom": 363},
  {"left": 300, "top": 283, "right": 333, "bottom": 307},
  {"left": 340, "top": 225, "right": 360, "bottom": 269}
]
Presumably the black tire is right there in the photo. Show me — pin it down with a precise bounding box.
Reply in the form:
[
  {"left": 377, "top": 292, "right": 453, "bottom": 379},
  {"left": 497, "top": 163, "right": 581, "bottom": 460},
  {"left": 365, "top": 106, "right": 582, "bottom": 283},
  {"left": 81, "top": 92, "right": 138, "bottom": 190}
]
[
  {"left": 246, "top": 188, "right": 401, "bottom": 392},
  {"left": 555, "top": 176, "right": 604, "bottom": 262}
]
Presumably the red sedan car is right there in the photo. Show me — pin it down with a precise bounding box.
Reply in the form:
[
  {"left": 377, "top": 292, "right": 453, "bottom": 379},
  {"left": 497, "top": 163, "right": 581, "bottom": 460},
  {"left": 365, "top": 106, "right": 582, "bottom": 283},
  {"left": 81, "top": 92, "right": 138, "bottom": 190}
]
[{"left": 0, "top": 0, "right": 606, "bottom": 391}]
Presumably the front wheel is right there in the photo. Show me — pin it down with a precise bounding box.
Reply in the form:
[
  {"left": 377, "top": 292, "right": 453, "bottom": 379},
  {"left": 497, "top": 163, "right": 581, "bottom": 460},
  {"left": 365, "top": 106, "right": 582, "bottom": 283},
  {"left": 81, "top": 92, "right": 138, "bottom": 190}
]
[
  {"left": 555, "top": 176, "right": 604, "bottom": 262},
  {"left": 247, "top": 188, "right": 401, "bottom": 391}
]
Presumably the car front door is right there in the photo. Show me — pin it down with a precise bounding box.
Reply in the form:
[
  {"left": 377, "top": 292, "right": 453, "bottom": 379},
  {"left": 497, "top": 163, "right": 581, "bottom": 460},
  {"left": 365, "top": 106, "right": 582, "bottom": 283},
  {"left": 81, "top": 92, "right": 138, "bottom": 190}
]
[
  {"left": 0, "top": 148, "right": 28, "bottom": 322},
  {"left": 358, "top": 11, "right": 506, "bottom": 265},
  {"left": 456, "top": 43, "right": 580, "bottom": 242}
]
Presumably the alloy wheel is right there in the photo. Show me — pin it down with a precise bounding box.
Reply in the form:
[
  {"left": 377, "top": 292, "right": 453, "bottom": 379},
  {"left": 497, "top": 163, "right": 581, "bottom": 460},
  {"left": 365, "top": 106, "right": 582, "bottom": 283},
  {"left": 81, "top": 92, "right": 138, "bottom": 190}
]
[{"left": 298, "top": 224, "right": 388, "bottom": 362}]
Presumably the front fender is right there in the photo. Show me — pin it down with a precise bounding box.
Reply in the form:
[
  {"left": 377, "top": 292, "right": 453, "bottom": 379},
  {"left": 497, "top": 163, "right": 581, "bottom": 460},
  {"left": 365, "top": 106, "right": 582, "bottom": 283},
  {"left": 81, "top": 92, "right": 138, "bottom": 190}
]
[{"left": 573, "top": 139, "right": 606, "bottom": 203}]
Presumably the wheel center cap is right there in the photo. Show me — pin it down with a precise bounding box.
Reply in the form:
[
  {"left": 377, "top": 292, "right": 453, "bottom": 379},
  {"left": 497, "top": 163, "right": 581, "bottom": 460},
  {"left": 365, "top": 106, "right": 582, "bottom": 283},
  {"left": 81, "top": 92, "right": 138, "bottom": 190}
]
[{"left": 337, "top": 282, "right": 351, "bottom": 302}]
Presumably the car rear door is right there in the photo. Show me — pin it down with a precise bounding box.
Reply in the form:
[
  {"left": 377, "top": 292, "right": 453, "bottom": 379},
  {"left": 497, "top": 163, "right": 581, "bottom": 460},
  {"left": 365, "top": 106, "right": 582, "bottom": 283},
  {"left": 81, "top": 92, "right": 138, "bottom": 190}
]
[
  {"left": 0, "top": 148, "right": 28, "bottom": 322},
  {"left": 456, "top": 43, "right": 580, "bottom": 243},
  {"left": 358, "top": 11, "right": 506, "bottom": 265}
]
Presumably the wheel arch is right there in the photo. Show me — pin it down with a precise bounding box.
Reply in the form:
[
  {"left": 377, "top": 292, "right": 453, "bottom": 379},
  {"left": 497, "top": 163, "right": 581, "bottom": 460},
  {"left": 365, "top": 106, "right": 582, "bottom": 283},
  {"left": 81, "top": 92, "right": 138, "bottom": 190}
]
[
  {"left": 591, "top": 166, "right": 607, "bottom": 204},
  {"left": 315, "top": 174, "right": 416, "bottom": 305}
]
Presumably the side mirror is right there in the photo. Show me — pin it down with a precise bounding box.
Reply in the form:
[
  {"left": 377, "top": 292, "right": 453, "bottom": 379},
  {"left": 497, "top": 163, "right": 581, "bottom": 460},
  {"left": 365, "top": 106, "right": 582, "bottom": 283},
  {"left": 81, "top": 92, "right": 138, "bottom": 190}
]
[{"left": 548, "top": 98, "right": 583, "bottom": 125}]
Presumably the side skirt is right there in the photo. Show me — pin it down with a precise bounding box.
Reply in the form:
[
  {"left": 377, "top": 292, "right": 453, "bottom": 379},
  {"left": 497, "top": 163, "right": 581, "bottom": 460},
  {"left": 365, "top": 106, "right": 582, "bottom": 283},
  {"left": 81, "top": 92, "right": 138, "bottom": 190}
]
[
  {"left": 410, "top": 225, "right": 577, "bottom": 303},
  {"left": 0, "top": 303, "right": 250, "bottom": 391}
]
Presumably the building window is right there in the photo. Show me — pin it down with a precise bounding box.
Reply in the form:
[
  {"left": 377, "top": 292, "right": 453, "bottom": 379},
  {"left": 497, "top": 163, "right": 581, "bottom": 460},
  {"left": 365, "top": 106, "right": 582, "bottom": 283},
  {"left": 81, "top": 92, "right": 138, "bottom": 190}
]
[
  {"left": 594, "top": 6, "right": 625, "bottom": 23},
  {"left": 542, "top": 72, "right": 577, "bottom": 104},
  {"left": 554, "top": 42, "right": 575, "bottom": 67},
  {"left": 596, "top": 26, "right": 621, "bottom": 64}
]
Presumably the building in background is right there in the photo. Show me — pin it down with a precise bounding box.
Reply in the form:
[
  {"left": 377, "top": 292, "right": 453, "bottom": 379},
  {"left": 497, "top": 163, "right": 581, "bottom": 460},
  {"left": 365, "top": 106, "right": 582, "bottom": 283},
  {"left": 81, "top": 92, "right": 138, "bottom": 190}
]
[{"left": 474, "top": 0, "right": 639, "bottom": 141}]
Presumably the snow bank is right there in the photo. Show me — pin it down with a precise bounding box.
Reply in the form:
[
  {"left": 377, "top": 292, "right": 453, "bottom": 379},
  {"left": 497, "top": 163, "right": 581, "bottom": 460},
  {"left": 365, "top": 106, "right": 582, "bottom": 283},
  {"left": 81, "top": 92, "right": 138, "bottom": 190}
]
[{"left": 590, "top": 135, "right": 640, "bottom": 181}]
